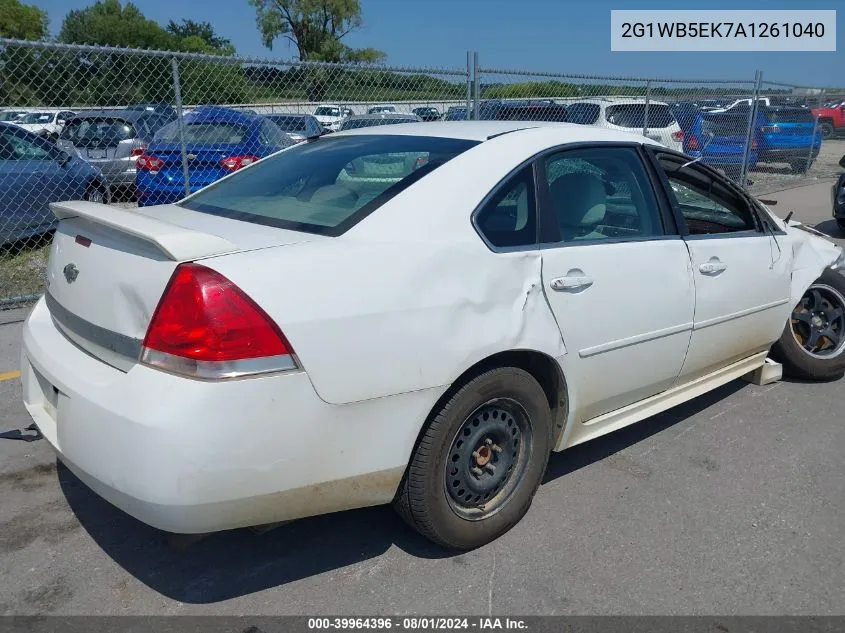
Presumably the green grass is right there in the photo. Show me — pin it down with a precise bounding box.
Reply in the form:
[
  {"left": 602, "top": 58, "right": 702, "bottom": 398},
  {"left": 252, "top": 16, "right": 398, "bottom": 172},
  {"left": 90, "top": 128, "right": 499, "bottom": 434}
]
[{"left": 0, "top": 241, "right": 50, "bottom": 301}]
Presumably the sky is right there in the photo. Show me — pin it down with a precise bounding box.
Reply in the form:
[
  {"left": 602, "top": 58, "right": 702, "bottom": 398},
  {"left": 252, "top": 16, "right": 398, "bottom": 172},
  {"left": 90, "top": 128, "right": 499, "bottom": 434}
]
[{"left": 32, "top": 0, "right": 844, "bottom": 86}]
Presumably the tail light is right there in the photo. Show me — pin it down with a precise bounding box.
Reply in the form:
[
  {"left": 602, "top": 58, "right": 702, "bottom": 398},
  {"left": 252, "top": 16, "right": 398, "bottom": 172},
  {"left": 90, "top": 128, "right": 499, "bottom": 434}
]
[
  {"left": 671, "top": 130, "right": 684, "bottom": 142},
  {"left": 752, "top": 137, "right": 758, "bottom": 149},
  {"left": 220, "top": 155, "right": 259, "bottom": 172},
  {"left": 686, "top": 134, "right": 700, "bottom": 151},
  {"left": 130, "top": 146, "right": 146, "bottom": 158},
  {"left": 141, "top": 263, "right": 297, "bottom": 379},
  {"left": 136, "top": 154, "right": 164, "bottom": 172}
]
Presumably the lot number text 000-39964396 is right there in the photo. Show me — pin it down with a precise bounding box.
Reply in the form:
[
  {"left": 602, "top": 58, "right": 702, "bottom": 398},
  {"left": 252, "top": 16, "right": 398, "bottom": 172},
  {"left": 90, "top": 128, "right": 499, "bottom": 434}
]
[{"left": 610, "top": 10, "right": 836, "bottom": 52}]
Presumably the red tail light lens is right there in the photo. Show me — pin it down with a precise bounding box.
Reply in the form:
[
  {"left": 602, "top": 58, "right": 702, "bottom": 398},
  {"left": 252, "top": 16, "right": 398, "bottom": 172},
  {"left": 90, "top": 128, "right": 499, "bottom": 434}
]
[
  {"left": 130, "top": 146, "right": 146, "bottom": 158},
  {"left": 141, "top": 263, "right": 297, "bottom": 379},
  {"left": 136, "top": 154, "right": 164, "bottom": 172},
  {"left": 671, "top": 130, "right": 684, "bottom": 142},
  {"left": 220, "top": 155, "right": 260, "bottom": 172},
  {"left": 752, "top": 137, "right": 758, "bottom": 149},
  {"left": 686, "top": 134, "right": 700, "bottom": 151}
]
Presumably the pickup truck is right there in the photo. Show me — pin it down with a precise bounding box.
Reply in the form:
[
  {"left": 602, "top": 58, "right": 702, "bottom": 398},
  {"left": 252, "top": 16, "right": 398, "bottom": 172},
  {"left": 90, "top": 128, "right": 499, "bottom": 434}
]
[{"left": 811, "top": 101, "right": 845, "bottom": 139}]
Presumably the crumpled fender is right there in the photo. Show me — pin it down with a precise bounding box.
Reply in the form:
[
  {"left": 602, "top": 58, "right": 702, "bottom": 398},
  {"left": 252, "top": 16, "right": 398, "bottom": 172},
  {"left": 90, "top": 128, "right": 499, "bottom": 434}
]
[{"left": 760, "top": 204, "right": 844, "bottom": 306}]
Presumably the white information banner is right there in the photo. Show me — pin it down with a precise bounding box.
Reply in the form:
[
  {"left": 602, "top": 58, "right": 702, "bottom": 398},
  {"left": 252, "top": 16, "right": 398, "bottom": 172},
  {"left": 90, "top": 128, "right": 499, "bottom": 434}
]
[{"left": 611, "top": 10, "right": 836, "bottom": 52}]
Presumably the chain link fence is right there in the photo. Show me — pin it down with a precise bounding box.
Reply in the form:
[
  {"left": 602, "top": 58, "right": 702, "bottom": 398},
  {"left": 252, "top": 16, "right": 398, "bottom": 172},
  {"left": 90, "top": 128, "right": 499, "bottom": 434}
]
[{"left": 1, "top": 38, "right": 843, "bottom": 305}]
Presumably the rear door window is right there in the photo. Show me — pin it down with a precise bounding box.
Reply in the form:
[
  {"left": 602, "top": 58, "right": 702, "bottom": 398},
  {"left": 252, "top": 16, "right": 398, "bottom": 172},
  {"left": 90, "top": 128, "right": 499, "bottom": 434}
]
[
  {"left": 606, "top": 104, "right": 675, "bottom": 128},
  {"left": 179, "top": 135, "right": 479, "bottom": 236}
]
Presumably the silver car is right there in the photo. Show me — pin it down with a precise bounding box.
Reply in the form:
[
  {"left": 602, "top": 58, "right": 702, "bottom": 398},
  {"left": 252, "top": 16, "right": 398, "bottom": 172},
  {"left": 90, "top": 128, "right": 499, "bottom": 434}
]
[
  {"left": 337, "top": 113, "right": 422, "bottom": 132},
  {"left": 56, "top": 109, "right": 171, "bottom": 196}
]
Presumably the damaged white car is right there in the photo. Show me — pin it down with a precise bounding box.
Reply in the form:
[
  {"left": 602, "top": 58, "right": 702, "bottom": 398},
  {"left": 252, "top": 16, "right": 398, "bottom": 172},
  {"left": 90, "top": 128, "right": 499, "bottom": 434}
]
[{"left": 21, "top": 122, "right": 845, "bottom": 550}]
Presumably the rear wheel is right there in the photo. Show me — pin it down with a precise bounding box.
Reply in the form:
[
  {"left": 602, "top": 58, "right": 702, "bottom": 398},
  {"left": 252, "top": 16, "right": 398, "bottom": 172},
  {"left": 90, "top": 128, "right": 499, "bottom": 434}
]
[
  {"left": 770, "top": 269, "right": 845, "bottom": 380},
  {"left": 789, "top": 159, "right": 810, "bottom": 174},
  {"left": 819, "top": 121, "right": 835, "bottom": 139},
  {"left": 394, "top": 367, "right": 553, "bottom": 550}
]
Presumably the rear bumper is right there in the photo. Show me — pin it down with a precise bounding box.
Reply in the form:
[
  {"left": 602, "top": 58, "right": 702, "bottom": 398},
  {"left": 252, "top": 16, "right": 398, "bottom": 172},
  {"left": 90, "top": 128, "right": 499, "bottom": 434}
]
[
  {"left": 758, "top": 147, "right": 820, "bottom": 162},
  {"left": 21, "top": 298, "right": 434, "bottom": 533}
]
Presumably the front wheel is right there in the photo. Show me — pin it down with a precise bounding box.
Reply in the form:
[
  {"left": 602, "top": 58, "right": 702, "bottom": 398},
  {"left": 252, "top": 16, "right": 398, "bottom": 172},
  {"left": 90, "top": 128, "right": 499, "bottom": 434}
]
[
  {"left": 819, "top": 121, "right": 835, "bottom": 139},
  {"left": 770, "top": 268, "right": 845, "bottom": 380},
  {"left": 394, "top": 367, "right": 553, "bottom": 550}
]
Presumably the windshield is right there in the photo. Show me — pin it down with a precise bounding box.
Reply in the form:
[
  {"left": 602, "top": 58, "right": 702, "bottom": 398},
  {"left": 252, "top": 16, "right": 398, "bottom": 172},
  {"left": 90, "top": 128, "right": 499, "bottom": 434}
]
[
  {"left": 20, "top": 112, "right": 55, "bottom": 124},
  {"left": 179, "top": 135, "right": 479, "bottom": 236},
  {"left": 156, "top": 121, "right": 248, "bottom": 144},
  {"left": 60, "top": 118, "right": 135, "bottom": 147},
  {"left": 269, "top": 116, "right": 307, "bottom": 132},
  {"left": 0, "top": 111, "right": 26, "bottom": 122},
  {"left": 315, "top": 107, "right": 341, "bottom": 117},
  {"left": 606, "top": 104, "right": 675, "bottom": 128}
]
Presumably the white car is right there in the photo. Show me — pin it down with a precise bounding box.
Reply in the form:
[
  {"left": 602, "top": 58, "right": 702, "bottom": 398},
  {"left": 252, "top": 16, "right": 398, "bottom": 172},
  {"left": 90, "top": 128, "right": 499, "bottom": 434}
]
[
  {"left": 21, "top": 122, "right": 845, "bottom": 550},
  {"left": 15, "top": 110, "right": 76, "bottom": 139},
  {"left": 565, "top": 98, "right": 684, "bottom": 151},
  {"left": 313, "top": 104, "right": 354, "bottom": 131}
]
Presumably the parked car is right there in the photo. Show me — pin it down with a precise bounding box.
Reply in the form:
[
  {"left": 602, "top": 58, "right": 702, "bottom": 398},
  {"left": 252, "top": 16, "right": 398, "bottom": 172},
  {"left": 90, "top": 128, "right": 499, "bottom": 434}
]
[
  {"left": 412, "top": 107, "right": 442, "bottom": 122},
  {"left": 136, "top": 106, "right": 294, "bottom": 207},
  {"left": 444, "top": 106, "right": 468, "bottom": 121},
  {"left": 683, "top": 111, "right": 758, "bottom": 178},
  {"left": 264, "top": 114, "right": 324, "bottom": 143},
  {"left": 368, "top": 104, "right": 397, "bottom": 114},
  {"left": 313, "top": 104, "right": 355, "bottom": 132},
  {"left": 495, "top": 103, "right": 568, "bottom": 122},
  {"left": 668, "top": 101, "right": 702, "bottom": 134},
  {"left": 832, "top": 154, "right": 845, "bottom": 233},
  {"left": 753, "top": 106, "right": 823, "bottom": 173},
  {"left": 337, "top": 113, "right": 421, "bottom": 131},
  {"left": 562, "top": 98, "right": 684, "bottom": 151},
  {"left": 126, "top": 103, "right": 178, "bottom": 121},
  {"left": 57, "top": 109, "right": 171, "bottom": 197},
  {"left": 811, "top": 101, "right": 845, "bottom": 139},
  {"left": 0, "top": 122, "right": 106, "bottom": 245},
  {"left": 22, "top": 121, "right": 845, "bottom": 550},
  {"left": 14, "top": 110, "right": 76, "bottom": 140}
]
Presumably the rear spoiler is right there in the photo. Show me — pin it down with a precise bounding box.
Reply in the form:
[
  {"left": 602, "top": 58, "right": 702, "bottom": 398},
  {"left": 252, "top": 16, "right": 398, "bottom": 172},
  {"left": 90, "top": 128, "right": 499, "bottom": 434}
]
[{"left": 50, "top": 201, "right": 238, "bottom": 261}]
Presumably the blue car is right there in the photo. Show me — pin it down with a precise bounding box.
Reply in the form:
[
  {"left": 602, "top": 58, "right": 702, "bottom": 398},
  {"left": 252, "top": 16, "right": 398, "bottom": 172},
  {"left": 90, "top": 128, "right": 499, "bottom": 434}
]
[
  {"left": 136, "top": 106, "right": 294, "bottom": 207},
  {"left": 0, "top": 122, "right": 105, "bottom": 245},
  {"left": 754, "top": 106, "right": 822, "bottom": 174},
  {"left": 683, "top": 111, "right": 758, "bottom": 178}
]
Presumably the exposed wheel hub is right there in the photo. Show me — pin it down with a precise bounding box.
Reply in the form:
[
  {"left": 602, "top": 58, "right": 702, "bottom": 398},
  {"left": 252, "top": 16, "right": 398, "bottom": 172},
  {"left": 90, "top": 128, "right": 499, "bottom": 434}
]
[
  {"left": 791, "top": 284, "right": 845, "bottom": 359},
  {"left": 444, "top": 399, "right": 531, "bottom": 519}
]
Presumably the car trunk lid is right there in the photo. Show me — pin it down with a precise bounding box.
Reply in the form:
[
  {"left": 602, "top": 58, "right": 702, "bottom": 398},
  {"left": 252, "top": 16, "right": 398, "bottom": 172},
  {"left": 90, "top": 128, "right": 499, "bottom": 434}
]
[{"left": 45, "top": 201, "right": 323, "bottom": 371}]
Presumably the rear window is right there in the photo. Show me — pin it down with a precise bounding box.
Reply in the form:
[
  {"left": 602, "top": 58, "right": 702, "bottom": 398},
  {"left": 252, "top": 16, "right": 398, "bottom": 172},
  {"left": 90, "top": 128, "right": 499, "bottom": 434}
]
[
  {"left": 767, "top": 108, "right": 815, "bottom": 124},
  {"left": 179, "top": 135, "right": 479, "bottom": 236},
  {"left": 20, "top": 112, "right": 55, "bottom": 124},
  {"left": 497, "top": 106, "right": 568, "bottom": 121},
  {"left": 315, "top": 106, "right": 341, "bottom": 117},
  {"left": 701, "top": 115, "right": 748, "bottom": 137},
  {"left": 565, "top": 103, "right": 601, "bottom": 125},
  {"left": 606, "top": 104, "right": 675, "bottom": 128},
  {"left": 339, "top": 117, "right": 416, "bottom": 131},
  {"left": 156, "top": 122, "right": 248, "bottom": 144},
  {"left": 269, "top": 116, "right": 307, "bottom": 132},
  {"left": 60, "top": 118, "right": 136, "bottom": 147}
]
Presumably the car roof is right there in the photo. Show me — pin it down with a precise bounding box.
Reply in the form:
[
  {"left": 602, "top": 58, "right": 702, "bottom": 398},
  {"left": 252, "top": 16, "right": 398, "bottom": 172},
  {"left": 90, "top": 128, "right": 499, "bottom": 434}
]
[
  {"left": 331, "top": 120, "right": 663, "bottom": 145},
  {"left": 185, "top": 106, "right": 262, "bottom": 125},
  {"left": 343, "top": 113, "right": 419, "bottom": 121}
]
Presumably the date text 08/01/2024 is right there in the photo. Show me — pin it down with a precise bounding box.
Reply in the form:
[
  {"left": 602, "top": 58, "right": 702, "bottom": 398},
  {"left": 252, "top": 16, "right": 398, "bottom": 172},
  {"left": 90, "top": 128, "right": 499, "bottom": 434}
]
[{"left": 306, "top": 617, "right": 528, "bottom": 630}]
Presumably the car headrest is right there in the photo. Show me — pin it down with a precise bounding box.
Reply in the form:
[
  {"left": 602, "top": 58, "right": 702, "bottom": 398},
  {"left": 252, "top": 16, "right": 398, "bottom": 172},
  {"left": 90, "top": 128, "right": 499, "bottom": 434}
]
[{"left": 549, "top": 172, "right": 607, "bottom": 233}]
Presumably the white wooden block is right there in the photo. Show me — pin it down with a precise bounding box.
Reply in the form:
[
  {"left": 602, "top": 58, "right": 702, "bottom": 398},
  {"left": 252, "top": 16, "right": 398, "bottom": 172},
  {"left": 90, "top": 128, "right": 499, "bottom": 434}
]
[{"left": 742, "top": 358, "right": 783, "bottom": 386}]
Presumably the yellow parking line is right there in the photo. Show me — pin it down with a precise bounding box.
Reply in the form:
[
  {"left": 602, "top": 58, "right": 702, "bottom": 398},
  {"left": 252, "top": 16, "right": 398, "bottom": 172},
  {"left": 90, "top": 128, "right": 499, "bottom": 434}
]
[{"left": 0, "top": 370, "right": 21, "bottom": 382}]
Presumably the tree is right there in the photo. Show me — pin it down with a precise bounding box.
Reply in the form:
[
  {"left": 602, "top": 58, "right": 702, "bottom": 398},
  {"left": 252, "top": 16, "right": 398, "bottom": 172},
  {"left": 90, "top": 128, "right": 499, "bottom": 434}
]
[
  {"left": 247, "top": 0, "right": 385, "bottom": 63},
  {"left": 59, "top": 0, "right": 173, "bottom": 49},
  {"left": 166, "top": 19, "right": 235, "bottom": 54},
  {"left": 0, "top": 0, "right": 48, "bottom": 40}
]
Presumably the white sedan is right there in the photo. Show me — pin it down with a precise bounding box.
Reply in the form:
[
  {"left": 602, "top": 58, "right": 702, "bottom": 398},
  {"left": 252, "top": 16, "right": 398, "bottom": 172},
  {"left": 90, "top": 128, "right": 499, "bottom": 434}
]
[{"left": 21, "top": 122, "right": 845, "bottom": 550}]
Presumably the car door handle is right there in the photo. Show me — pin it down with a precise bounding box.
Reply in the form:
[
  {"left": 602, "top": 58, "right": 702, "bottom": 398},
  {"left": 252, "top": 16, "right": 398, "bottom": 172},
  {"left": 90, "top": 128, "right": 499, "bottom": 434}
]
[
  {"left": 550, "top": 275, "right": 594, "bottom": 291},
  {"left": 699, "top": 261, "right": 727, "bottom": 275}
]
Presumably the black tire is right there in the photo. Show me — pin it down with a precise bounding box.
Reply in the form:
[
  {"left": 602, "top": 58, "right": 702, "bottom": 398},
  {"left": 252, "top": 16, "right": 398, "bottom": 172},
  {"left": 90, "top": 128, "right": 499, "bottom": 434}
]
[
  {"left": 819, "top": 121, "right": 835, "bottom": 139},
  {"left": 789, "top": 160, "right": 809, "bottom": 174},
  {"left": 837, "top": 219, "right": 845, "bottom": 235},
  {"left": 394, "top": 367, "right": 553, "bottom": 550},
  {"left": 770, "top": 268, "right": 845, "bottom": 380}
]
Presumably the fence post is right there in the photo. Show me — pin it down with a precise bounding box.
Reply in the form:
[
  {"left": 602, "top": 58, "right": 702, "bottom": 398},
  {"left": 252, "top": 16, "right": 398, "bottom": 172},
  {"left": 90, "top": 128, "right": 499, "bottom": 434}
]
[
  {"left": 740, "top": 70, "right": 763, "bottom": 187},
  {"left": 806, "top": 92, "right": 822, "bottom": 174},
  {"left": 642, "top": 80, "right": 651, "bottom": 137},
  {"left": 170, "top": 57, "right": 191, "bottom": 197},
  {"left": 465, "top": 51, "right": 472, "bottom": 120},
  {"left": 472, "top": 52, "right": 480, "bottom": 121}
]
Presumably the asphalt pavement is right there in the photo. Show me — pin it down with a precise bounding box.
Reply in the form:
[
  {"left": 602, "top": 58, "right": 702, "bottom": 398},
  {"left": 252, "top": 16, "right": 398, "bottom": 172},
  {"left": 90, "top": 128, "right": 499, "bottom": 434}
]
[{"left": 0, "top": 181, "right": 842, "bottom": 615}]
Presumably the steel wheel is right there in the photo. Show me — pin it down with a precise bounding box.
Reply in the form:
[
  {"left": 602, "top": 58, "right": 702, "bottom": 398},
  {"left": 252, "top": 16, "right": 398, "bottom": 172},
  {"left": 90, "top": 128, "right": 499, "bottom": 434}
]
[
  {"left": 790, "top": 284, "right": 845, "bottom": 359},
  {"left": 444, "top": 398, "right": 532, "bottom": 521}
]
